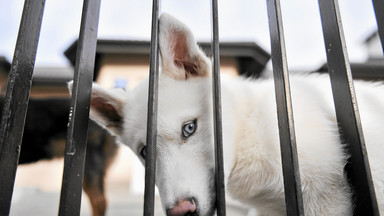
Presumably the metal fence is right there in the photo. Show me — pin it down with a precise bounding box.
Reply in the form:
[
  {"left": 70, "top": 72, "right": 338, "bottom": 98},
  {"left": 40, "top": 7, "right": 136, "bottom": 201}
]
[{"left": 0, "top": 0, "right": 383, "bottom": 215}]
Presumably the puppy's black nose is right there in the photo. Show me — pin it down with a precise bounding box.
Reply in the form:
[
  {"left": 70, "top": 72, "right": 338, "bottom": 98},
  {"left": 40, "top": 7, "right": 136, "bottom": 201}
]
[{"left": 166, "top": 198, "right": 197, "bottom": 216}]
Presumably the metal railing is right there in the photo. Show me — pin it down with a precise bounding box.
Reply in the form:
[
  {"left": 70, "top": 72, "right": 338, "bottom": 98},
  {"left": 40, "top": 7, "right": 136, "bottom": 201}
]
[
  {"left": 266, "top": 0, "right": 304, "bottom": 214},
  {"left": 318, "top": 1, "right": 379, "bottom": 214},
  {"left": 0, "top": 0, "right": 45, "bottom": 214},
  {"left": 143, "top": 0, "right": 160, "bottom": 214},
  {"left": 58, "top": 0, "right": 101, "bottom": 215},
  {"left": 0, "top": 0, "right": 383, "bottom": 215}
]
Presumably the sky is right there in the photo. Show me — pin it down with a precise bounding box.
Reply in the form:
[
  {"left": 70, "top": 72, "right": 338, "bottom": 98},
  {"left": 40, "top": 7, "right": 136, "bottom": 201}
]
[{"left": 0, "top": 0, "right": 380, "bottom": 71}]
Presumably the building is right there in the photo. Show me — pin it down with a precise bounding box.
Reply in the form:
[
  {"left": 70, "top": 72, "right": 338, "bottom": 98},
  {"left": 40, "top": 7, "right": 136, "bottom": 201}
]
[
  {"left": 317, "top": 31, "right": 384, "bottom": 80},
  {"left": 365, "top": 31, "right": 383, "bottom": 60},
  {"left": 0, "top": 56, "right": 73, "bottom": 98},
  {"left": 1, "top": 40, "right": 270, "bottom": 97},
  {"left": 64, "top": 40, "right": 270, "bottom": 89}
]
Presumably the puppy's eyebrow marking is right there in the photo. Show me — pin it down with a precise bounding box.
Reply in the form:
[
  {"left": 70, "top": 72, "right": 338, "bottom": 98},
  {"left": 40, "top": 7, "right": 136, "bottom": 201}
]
[
  {"left": 157, "top": 120, "right": 179, "bottom": 142},
  {"left": 162, "top": 132, "right": 175, "bottom": 142}
]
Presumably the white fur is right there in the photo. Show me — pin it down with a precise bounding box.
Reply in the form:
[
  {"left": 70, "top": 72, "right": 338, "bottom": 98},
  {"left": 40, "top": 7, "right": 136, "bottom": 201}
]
[{"left": 78, "top": 13, "right": 384, "bottom": 216}]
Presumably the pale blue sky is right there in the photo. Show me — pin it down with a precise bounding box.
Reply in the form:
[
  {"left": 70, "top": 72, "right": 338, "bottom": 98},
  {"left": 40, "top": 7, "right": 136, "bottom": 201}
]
[{"left": 0, "top": 0, "right": 379, "bottom": 70}]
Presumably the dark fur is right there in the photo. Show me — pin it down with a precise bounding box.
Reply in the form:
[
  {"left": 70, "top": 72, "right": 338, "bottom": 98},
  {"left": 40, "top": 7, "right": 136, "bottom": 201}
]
[{"left": 0, "top": 97, "right": 118, "bottom": 216}]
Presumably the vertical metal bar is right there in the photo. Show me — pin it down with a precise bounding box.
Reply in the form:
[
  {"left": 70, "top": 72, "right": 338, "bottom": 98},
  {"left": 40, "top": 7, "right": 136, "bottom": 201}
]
[
  {"left": 58, "top": 0, "right": 101, "bottom": 215},
  {"left": 143, "top": 0, "right": 160, "bottom": 215},
  {"left": 210, "top": 0, "right": 226, "bottom": 215},
  {"left": 372, "top": 0, "right": 384, "bottom": 53},
  {"left": 0, "top": 0, "right": 45, "bottom": 215},
  {"left": 266, "top": 0, "right": 304, "bottom": 215},
  {"left": 317, "top": 0, "right": 379, "bottom": 215}
]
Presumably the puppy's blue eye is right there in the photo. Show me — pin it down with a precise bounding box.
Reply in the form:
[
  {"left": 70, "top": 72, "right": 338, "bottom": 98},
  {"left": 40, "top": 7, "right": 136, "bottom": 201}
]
[{"left": 182, "top": 120, "right": 197, "bottom": 138}]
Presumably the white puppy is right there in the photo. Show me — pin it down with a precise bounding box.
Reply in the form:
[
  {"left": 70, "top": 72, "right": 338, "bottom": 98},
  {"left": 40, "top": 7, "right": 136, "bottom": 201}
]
[{"left": 74, "top": 13, "right": 384, "bottom": 216}]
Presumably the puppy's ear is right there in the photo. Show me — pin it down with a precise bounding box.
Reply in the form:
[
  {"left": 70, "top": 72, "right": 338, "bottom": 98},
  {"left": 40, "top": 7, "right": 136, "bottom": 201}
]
[
  {"left": 159, "top": 13, "right": 211, "bottom": 80},
  {"left": 68, "top": 81, "right": 126, "bottom": 136}
]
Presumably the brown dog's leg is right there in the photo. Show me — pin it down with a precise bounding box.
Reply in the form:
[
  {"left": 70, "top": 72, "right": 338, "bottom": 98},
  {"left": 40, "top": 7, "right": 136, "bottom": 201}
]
[
  {"left": 83, "top": 174, "right": 107, "bottom": 216},
  {"left": 83, "top": 121, "right": 118, "bottom": 216}
]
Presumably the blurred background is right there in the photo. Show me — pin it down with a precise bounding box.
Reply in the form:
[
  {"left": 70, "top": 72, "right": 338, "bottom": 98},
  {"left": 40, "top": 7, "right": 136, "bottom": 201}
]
[
  {"left": 0, "top": 0, "right": 382, "bottom": 215},
  {"left": 0, "top": 0, "right": 380, "bottom": 70}
]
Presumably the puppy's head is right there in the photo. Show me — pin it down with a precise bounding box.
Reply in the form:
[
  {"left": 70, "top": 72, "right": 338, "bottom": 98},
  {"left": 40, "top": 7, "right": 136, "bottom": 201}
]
[{"left": 69, "top": 13, "right": 216, "bottom": 216}]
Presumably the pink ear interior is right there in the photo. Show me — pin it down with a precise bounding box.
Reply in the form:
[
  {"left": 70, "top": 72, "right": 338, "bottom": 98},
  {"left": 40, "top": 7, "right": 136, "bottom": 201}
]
[
  {"left": 172, "top": 31, "right": 188, "bottom": 62},
  {"left": 170, "top": 31, "right": 200, "bottom": 78},
  {"left": 159, "top": 13, "right": 210, "bottom": 80},
  {"left": 91, "top": 96, "right": 122, "bottom": 128}
]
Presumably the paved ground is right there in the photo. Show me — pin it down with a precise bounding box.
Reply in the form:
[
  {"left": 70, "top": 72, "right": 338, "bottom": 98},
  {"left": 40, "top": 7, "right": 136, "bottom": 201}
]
[
  {"left": 10, "top": 187, "right": 250, "bottom": 215},
  {"left": 10, "top": 186, "right": 165, "bottom": 215},
  {"left": 9, "top": 147, "right": 252, "bottom": 216}
]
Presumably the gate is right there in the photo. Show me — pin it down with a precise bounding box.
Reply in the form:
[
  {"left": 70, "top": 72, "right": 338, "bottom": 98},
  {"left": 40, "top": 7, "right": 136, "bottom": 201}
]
[{"left": 0, "top": 0, "right": 383, "bottom": 215}]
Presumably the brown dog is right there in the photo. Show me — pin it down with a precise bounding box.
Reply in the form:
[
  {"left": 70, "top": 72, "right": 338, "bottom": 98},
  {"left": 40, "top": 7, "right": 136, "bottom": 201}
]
[{"left": 0, "top": 97, "right": 118, "bottom": 216}]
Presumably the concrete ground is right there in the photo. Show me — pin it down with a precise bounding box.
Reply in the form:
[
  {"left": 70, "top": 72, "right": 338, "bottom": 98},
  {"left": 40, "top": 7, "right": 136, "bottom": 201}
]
[{"left": 9, "top": 146, "right": 251, "bottom": 216}]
